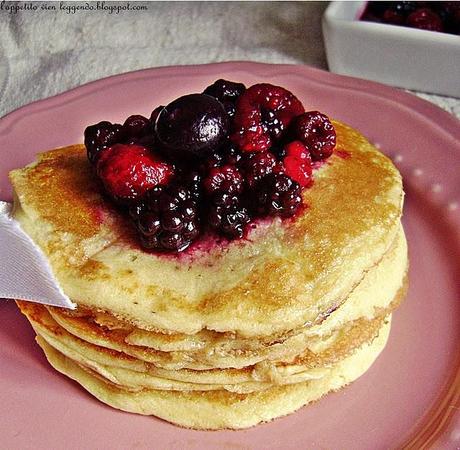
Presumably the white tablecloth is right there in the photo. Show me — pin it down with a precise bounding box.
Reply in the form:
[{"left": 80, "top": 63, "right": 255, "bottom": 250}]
[{"left": 1, "top": 2, "right": 459, "bottom": 119}]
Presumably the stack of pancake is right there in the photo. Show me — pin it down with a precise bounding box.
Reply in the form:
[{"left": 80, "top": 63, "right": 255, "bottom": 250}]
[{"left": 10, "top": 121, "right": 407, "bottom": 430}]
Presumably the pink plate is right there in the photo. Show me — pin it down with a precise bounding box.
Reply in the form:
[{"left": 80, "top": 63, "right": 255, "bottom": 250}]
[{"left": 1, "top": 62, "right": 459, "bottom": 449}]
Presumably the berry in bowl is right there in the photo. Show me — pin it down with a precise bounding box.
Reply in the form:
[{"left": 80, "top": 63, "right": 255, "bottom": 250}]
[{"left": 323, "top": 1, "right": 460, "bottom": 97}]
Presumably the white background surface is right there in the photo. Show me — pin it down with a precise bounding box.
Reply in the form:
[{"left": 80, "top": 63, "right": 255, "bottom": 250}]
[{"left": 0, "top": 1, "right": 459, "bottom": 119}]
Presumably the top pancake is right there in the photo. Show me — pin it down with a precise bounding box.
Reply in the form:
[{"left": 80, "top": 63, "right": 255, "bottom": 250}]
[{"left": 9, "top": 120, "right": 404, "bottom": 337}]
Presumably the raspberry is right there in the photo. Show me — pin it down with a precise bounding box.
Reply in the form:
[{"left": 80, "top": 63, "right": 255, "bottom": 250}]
[
  {"left": 231, "top": 83, "right": 305, "bottom": 152},
  {"left": 289, "top": 111, "right": 336, "bottom": 161},
  {"left": 203, "top": 165, "right": 244, "bottom": 195},
  {"left": 84, "top": 121, "right": 123, "bottom": 165},
  {"left": 253, "top": 173, "right": 302, "bottom": 218},
  {"left": 239, "top": 151, "right": 278, "bottom": 187},
  {"left": 407, "top": 8, "right": 443, "bottom": 31},
  {"left": 131, "top": 184, "right": 200, "bottom": 252},
  {"left": 96, "top": 144, "right": 173, "bottom": 203},
  {"left": 283, "top": 141, "right": 313, "bottom": 188}
]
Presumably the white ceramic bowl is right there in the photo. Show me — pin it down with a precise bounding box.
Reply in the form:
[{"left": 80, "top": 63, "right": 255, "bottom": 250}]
[{"left": 322, "top": 1, "right": 460, "bottom": 97}]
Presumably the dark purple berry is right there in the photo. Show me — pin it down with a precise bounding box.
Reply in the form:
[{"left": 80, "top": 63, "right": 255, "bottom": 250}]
[
  {"left": 160, "top": 232, "right": 185, "bottom": 251},
  {"left": 122, "top": 115, "right": 151, "bottom": 139},
  {"left": 212, "top": 192, "right": 239, "bottom": 208},
  {"left": 162, "top": 210, "right": 184, "bottom": 232},
  {"left": 134, "top": 183, "right": 200, "bottom": 252},
  {"left": 208, "top": 204, "right": 250, "bottom": 239},
  {"left": 239, "top": 151, "right": 277, "bottom": 187},
  {"left": 155, "top": 94, "right": 229, "bottom": 159},
  {"left": 203, "top": 165, "right": 244, "bottom": 195},
  {"left": 253, "top": 173, "right": 302, "bottom": 218},
  {"left": 182, "top": 220, "right": 200, "bottom": 240},
  {"left": 138, "top": 212, "right": 161, "bottom": 236},
  {"left": 84, "top": 121, "right": 122, "bottom": 165},
  {"left": 150, "top": 106, "right": 164, "bottom": 126},
  {"left": 203, "top": 79, "right": 246, "bottom": 104},
  {"left": 220, "top": 141, "right": 243, "bottom": 165}
]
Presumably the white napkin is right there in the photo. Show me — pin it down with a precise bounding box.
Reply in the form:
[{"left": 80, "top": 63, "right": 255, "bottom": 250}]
[{"left": 0, "top": 201, "right": 75, "bottom": 309}]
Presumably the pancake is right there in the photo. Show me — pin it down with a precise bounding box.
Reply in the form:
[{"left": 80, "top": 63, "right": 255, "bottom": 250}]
[
  {"left": 10, "top": 120, "right": 404, "bottom": 337},
  {"left": 10, "top": 115, "right": 407, "bottom": 429},
  {"left": 19, "top": 292, "right": 399, "bottom": 386},
  {"left": 44, "top": 226, "right": 407, "bottom": 368},
  {"left": 36, "top": 319, "right": 391, "bottom": 430}
]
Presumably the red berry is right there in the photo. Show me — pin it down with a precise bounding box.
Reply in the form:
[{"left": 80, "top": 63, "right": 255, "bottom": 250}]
[
  {"left": 289, "top": 111, "right": 336, "bottom": 161},
  {"left": 407, "top": 8, "right": 443, "bottom": 32},
  {"left": 284, "top": 140, "right": 310, "bottom": 161},
  {"left": 97, "top": 144, "right": 173, "bottom": 202},
  {"left": 283, "top": 141, "right": 313, "bottom": 187},
  {"left": 231, "top": 83, "right": 305, "bottom": 152}
]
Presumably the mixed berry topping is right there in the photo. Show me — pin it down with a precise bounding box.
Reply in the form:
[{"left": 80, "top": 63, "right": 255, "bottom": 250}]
[
  {"left": 361, "top": 2, "right": 460, "bottom": 34},
  {"left": 84, "top": 80, "right": 338, "bottom": 253}
]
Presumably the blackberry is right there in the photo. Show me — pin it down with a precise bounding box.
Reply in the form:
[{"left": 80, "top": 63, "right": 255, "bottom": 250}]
[
  {"left": 84, "top": 121, "right": 123, "bottom": 165},
  {"left": 239, "top": 151, "right": 278, "bottom": 187},
  {"left": 203, "top": 79, "right": 246, "bottom": 104},
  {"left": 150, "top": 105, "right": 164, "bottom": 126},
  {"left": 203, "top": 165, "right": 244, "bottom": 196},
  {"left": 122, "top": 115, "right": 151, "bottom": 139},
  {"left": 203, "top": 79, "right": 246, "bottom": 119},
  {"left": 253, "top": 173, "right": 302, "bottom": 218},
  {"left": 208, "top": 203, "right": 250, "bottom": 239},
  {"left": 179, "top": 170, "right": 202, "bottom": 200},
  {"left": 199, "top": 151, "right": 224, "bottom": 172},
  {"left": 199, "top": 141, "right": 243, "bottom": 173},
  {"left": 220, "top": 141, "right": 243, "bottom": 165},
  {"left": 131, "top": 184, "right": 200, "bottom": 252}
]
